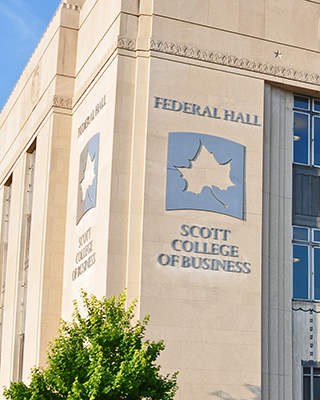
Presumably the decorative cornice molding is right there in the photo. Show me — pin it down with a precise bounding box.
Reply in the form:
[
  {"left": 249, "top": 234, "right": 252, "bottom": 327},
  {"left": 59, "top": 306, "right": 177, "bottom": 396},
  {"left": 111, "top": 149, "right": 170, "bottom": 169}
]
[
  {"left": 150, "top": 38, "right": 320, "bottom": 86},
  {"left": 293, "top": 166, "right": 320, "bottom": 177},
  {"left": 293, "top": 214, "right": 320, "bottom": 222},
  {"left": 53, "top": 96, "right": 72, "bottom": 109},
  {"left": 118, "top": 36, "right": 135, "bottom": 50},
  {"left": 302, "top": 360, "right": 320, "bottom": 367},
  {"left": 292, "top": 214, "right": 320, "bottom": 229},
  {"left": 62, "top": 2, "right": 81, "bottom": 11}
]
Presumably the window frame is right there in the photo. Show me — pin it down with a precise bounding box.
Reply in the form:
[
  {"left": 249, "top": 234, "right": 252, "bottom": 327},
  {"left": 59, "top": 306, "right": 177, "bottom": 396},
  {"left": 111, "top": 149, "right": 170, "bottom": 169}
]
[
  {"left": 293, "top": 226, "right": 320, "bottom": 301},
  {"left": 293, "top": 95, "right": 320, "bottom": 167},
  {"left": 302, "top": 362, "right": 320, "bottom": 400}
]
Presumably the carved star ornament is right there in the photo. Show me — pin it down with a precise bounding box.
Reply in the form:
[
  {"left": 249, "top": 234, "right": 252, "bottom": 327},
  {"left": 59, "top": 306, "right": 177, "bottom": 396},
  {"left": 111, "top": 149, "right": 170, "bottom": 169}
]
[{"left": 274, "top": 50, "right": 282, "bottom": 59}]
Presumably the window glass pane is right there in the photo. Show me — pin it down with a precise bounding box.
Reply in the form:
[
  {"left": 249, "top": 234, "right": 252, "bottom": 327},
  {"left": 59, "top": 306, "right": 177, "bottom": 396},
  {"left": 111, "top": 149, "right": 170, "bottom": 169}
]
[
  {"left": 314, "top": 368, "right": 320, "bottom": 376},
  {"left": 293, "top": 244, "right": 309, "bottom": 299},
  {"left": 294, "top": 95, "right": 309, "bottom": 110},
  {"left": 294, "top": 112, "right": 309, "bottom": 164},
  {"left": 304, "top": 367, "right": 311, "bottom": 374},
  {"left": 314, "top": 116, "right": 320, "bottom": 166},
  {"left": 314, "top": 248, "right": 320, "bottom": 300},
  {"left": 314, "top": 376, "right": 320, "bottom": 399},
  {"left": 314, "top": 230, "right": 320, "bottom": 243},
  {"left": 293, "top": 227, "right": 309, "bottom": 241},
  {"left": 303, "top": 375, "right": 311, "bottom": 400},
  {"left": 314, "top": 99, "right": 320, "bottom": 113}
]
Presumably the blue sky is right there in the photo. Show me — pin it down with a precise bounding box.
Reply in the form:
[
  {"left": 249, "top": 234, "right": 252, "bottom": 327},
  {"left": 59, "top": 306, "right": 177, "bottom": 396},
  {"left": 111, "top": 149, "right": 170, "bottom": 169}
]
[{"left": 0, "top": 0, "right": 61, "bottom": 112}]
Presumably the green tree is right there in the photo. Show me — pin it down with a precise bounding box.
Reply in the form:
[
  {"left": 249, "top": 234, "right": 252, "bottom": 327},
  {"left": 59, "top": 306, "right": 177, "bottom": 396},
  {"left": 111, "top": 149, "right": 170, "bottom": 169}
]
[{"left": 4, "top": 291, "right": 178, "bottom": 400}]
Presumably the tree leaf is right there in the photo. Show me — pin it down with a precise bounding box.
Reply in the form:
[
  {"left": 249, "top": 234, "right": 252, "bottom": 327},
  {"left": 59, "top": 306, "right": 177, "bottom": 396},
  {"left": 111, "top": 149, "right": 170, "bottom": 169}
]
[{"left": 3, "top": 291, "right": 179, "bottom": 400}]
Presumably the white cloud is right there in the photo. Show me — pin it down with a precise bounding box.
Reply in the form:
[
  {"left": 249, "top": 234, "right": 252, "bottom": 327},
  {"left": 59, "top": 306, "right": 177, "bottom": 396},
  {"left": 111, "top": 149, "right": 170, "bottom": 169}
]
[{"left": 0, "top": 0, "right": 44, "bottom": 43}]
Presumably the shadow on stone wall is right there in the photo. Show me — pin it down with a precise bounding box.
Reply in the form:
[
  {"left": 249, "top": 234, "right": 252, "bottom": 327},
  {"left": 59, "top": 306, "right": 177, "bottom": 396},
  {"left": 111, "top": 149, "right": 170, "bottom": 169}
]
[{"left": 210, "top": 384, "right": 261, "bottom": 400}]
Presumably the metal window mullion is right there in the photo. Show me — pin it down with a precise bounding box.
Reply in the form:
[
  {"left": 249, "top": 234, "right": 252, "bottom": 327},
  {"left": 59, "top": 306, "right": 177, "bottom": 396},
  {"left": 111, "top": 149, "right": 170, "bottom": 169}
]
[
  {"left": 293, "top": 111, "right": 311, "bottom": 166},
  {"left": 291, "top": 106, "right": 320, "bottom": 167},
  {"left": 302, "top": 367, "right": 312, "bottom": 400},
  {"left": 312, "top": 115, "right": 315, "bottom": 167},
  {"left": 310, "top": 174, "right": 313, "bottom": 215},
  {"left": 311, "top": 244, "right": 314, "bottom": 301},
  {"left": 310, "top": 367, "right": 312, "bottom": 400},
  {"left": 308, "top": 113, "right": 313, "bottom": 167},
  {"left": 302, "top": 367, "right": 305, "bottom": 400},
  {"left": 312, "top": 367, "right": 314, "bottom": 400},
  {"left": 311, "top": 227, "right": 320, "bottom": 301},
  {"left": 307, "top": 112, "right": 311, "bottom": 166}
]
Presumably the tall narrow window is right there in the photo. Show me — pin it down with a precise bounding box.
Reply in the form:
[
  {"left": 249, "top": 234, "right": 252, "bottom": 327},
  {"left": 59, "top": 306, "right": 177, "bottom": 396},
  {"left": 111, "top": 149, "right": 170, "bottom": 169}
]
[
  {"left": 13, "top": 142, "right": 36, "bottom": 381},
  {"left": 293, "top": 96, "right": 320, "bottom": 400},
  {"left": 293, "top": 95, "right": 320, "bottom": 167},
  {"left": 292, "top": 226, "right": 320, "bottom": 301},
  {"left": 0, "top": 176, "right": 12, "bottom": 366},
  {"left": 302, "top": 363, "right": 320, "bottom": 400}
]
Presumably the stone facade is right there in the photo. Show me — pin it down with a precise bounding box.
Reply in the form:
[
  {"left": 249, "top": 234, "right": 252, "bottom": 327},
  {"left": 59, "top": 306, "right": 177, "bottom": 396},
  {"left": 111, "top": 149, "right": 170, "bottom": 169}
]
[{"left": 0, "top": 0, "right": 319, "bottom": 399}]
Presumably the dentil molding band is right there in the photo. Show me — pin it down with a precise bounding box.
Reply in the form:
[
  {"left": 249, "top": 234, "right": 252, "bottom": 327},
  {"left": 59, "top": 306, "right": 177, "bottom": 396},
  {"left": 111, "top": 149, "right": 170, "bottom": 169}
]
[
  {"left": 62, "top": 3, "right": 81, "bottom": 11},
  {"left": 150, "top": 38, "right": 320, "bottom": 86}
]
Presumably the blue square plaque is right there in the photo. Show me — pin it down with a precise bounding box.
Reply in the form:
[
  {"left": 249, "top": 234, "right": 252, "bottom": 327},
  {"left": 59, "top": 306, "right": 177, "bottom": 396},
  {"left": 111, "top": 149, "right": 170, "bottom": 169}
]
[{"left": 166, "top": 132, "right": 245, "bottom": 219}]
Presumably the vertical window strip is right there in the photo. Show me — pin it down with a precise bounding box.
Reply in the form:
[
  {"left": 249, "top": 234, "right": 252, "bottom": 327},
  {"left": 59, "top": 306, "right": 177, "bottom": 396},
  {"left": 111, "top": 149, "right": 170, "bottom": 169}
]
[
  {"left": 303, "top": 365, "right": 320, "bottom": 399},
  {"left": 293, "top": 95, "right": 320, "bottom": 167},
  {"left": 13, "top": 148, "right": 35, "bottom": 382},
  {"left": 19, "top": 150, "right": 35, "bottom": 381},
  {"left": 0, "top": 182, "right": 12, "bottom": 367},
  {"left": 292, "top": 226, "right": 320, "bottom": 301}
]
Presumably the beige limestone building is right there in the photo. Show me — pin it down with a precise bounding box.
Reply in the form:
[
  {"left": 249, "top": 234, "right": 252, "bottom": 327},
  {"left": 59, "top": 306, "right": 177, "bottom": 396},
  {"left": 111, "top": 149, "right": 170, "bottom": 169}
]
[{"left": 2, "top": 0, "right": 320, "bottom": 399}]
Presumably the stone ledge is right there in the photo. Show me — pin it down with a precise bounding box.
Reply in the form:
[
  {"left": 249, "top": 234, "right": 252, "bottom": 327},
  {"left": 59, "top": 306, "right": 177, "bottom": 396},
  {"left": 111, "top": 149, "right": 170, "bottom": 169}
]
[{"left": 150, "top": 38, "right": 320, "bottom": 86}]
